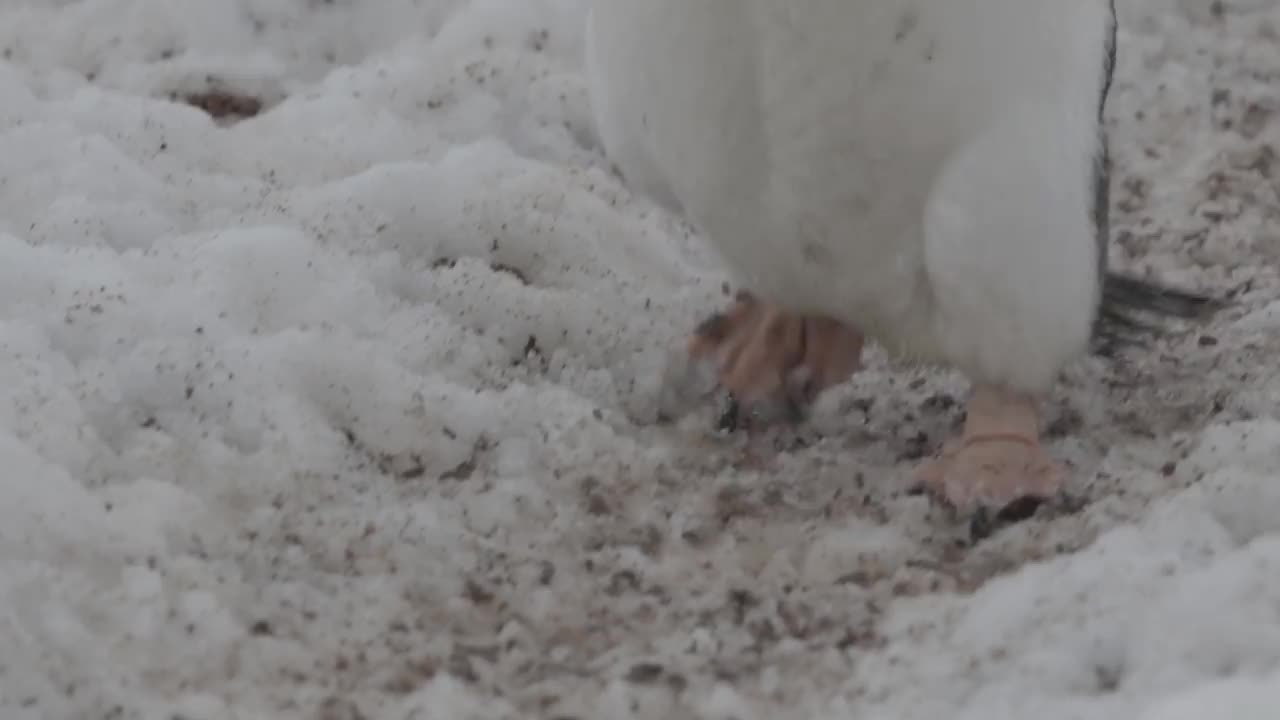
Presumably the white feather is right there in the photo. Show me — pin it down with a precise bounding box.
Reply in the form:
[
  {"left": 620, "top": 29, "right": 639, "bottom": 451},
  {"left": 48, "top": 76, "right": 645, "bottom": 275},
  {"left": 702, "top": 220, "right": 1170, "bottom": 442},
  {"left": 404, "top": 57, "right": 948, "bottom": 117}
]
[{"left": 586, "top": 0, "right": 1113, "bottom": 394}]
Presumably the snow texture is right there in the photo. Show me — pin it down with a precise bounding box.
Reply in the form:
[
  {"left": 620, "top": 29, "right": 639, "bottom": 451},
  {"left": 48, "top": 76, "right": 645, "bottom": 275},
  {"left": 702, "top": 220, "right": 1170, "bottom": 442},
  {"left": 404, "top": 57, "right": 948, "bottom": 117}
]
[{"left": 0, "top": 0, "right": 1276, "bottom": 718}]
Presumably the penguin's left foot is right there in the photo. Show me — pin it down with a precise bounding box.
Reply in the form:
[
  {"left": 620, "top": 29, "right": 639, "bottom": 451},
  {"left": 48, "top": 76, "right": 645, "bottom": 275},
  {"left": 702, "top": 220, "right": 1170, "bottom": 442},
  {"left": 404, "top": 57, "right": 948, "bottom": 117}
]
[
  {"left": 916, "top": 384, "right": 1064, "bottom": 535},
  {"left": 687, "top": 290, "right": 864, "bottom": 428}
]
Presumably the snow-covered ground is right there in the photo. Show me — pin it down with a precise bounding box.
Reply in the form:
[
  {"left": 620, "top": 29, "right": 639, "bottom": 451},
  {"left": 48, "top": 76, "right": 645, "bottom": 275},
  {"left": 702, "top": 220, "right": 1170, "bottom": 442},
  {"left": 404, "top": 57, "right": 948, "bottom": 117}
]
[{"left": 0, "top": 0, "right": 1277, "bottom": 717}]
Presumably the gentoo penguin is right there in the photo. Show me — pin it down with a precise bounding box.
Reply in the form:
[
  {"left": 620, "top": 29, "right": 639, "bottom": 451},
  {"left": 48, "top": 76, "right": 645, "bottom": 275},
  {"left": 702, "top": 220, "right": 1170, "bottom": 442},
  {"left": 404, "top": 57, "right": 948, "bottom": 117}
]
[{"left": 585, "top": 0, "right": 1215, "bottom": 520}]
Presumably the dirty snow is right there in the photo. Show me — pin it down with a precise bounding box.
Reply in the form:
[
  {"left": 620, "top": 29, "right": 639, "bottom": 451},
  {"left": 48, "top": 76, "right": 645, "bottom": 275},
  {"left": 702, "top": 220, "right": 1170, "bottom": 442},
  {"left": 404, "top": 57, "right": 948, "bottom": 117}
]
[{"left": 0, "top": 0, "right": 1277, "bottom": 718}]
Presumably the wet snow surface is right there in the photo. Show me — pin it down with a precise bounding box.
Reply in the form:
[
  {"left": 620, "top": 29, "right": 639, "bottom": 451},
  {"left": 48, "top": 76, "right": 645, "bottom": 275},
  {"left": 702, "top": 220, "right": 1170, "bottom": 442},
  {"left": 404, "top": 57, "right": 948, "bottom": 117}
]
[{"left": 0, "top": 0, "right": 1278, "bottom": 718}]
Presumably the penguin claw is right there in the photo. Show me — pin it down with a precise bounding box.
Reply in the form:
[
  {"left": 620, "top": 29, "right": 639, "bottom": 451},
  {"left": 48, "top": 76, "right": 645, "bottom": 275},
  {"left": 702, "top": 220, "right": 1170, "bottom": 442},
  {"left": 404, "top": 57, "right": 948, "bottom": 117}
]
[
  {"left": 688, "top": 292, "right": 865, "bottom": 429},
  {"left": 966, "top": 495, "right": 1049, "bottom": 542},
  {"left": 907, "top": 445, "right": 1067, "bottom": 540}
]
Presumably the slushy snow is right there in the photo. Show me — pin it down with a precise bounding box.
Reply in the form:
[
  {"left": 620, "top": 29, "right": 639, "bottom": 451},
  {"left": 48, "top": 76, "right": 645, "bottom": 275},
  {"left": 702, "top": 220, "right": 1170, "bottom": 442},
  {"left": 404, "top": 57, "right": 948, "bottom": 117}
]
[{"left": 0, "top": 0, "right": 1277, "bottom": 718}]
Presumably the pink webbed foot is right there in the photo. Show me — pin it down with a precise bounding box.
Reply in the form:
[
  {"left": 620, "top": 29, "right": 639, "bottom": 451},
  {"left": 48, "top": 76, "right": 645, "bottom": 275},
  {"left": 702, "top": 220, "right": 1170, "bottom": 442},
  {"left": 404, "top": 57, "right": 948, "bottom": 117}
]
[
  {"left": 687, "top": 291, "right": 865, "bottom": 429},
  {"left": 916, "top": 384, "right": 1065, "bottom": 535}
]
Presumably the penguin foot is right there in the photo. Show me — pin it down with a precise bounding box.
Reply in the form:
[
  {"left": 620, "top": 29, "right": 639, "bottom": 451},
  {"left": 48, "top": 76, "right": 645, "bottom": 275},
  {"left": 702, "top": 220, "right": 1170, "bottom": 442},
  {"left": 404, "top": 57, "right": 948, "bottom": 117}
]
[
  {"left": 687, "top": 291, "right": 864, "bottom": 426},
  {"left": 916, "top": 385, "right": 1064, "bottom": 527}
]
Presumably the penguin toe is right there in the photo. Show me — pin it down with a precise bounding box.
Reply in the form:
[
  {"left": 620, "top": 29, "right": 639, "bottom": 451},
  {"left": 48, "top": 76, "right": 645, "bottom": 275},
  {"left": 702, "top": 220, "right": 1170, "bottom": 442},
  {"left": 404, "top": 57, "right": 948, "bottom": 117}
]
[{"left": 917, "top": 435, "right": 1065, "bottom": 537}]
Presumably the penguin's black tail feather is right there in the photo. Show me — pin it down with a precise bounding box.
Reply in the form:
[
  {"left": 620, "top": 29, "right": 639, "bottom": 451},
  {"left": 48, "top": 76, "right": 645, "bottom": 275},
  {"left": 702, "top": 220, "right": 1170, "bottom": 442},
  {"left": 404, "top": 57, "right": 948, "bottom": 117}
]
[{"left": 1091, "top": 271, "right": 1225, "bottom": 357}]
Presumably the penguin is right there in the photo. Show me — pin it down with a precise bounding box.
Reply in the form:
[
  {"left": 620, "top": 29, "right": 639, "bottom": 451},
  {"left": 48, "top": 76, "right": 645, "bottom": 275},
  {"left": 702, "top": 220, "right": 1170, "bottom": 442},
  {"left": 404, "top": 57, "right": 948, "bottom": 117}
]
[{"left": 585, "top": 0, "right": 1217, "bottom": 521}]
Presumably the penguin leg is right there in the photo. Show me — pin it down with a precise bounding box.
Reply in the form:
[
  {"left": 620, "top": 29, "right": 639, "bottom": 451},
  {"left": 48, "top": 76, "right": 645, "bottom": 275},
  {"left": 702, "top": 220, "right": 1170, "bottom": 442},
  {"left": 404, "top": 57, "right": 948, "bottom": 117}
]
[
  {"left": 915, "top": 385, "right": 1063, "bottom": 516},
  {"left": 913, "top": 102, "right": 1102, "bottom": 525},
  {"left": 688, "top": 291, "right": 865, "bottom": 423}
]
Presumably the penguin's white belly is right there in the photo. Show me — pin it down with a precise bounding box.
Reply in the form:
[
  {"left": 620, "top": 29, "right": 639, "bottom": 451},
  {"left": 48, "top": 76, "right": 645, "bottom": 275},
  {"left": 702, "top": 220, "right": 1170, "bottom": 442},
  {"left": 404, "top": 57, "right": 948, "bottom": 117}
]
[{"left": 588, "top": 0, "right": 1112, "bottom": 388}]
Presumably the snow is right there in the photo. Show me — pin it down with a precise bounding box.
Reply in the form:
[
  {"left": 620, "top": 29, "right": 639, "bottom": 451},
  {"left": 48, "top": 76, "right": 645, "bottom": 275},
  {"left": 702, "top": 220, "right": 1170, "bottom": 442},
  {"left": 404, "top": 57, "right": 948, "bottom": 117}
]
[{"left": 0, "top": 0, "right": 1276, "bottom": 718}]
